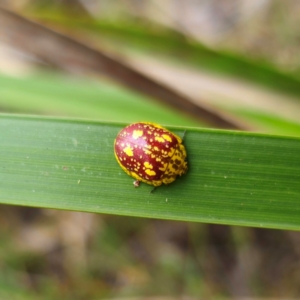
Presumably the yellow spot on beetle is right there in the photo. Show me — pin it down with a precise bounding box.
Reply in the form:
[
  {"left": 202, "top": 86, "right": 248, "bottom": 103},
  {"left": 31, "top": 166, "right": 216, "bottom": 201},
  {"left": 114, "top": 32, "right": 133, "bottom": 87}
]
[
  {"left": 162, "top": 134, "right": 172, "bottom": 142},
  {"left": 124, "top": 145, "right": 133, "bottom": 157},
  {"left": 144, "top": 162, "right": 153, "bottom": 169},
  {"left": 159, "top": 163, "right": 168, "bottom": 171},
  {"left": 133, "top": 130, "right": 143, "bottom": 139},
  {"left": 145, "top": 169, "right": 156, "bottom": 176},
  {"left": 155, "top": 136, "right": 165, "bottom": 143}
]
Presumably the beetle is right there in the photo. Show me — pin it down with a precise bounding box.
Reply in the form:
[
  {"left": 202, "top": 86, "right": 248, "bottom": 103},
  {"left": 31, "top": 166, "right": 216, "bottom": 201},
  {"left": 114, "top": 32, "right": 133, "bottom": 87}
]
[{"left": 114, "top": 122, "right": 188, "bottom": 188}]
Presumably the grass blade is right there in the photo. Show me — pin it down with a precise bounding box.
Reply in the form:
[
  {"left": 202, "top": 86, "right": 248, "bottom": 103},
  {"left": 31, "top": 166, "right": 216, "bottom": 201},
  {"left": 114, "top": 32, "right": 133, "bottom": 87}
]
[{"left": 1, "top": 114, "right": 300, "bottom": 230}]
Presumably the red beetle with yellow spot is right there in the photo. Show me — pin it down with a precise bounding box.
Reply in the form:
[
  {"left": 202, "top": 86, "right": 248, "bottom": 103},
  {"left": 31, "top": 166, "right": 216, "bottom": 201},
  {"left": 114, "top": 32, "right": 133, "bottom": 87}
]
[{"left": 114, "top": 122, "right": 188, "bottom": 187}]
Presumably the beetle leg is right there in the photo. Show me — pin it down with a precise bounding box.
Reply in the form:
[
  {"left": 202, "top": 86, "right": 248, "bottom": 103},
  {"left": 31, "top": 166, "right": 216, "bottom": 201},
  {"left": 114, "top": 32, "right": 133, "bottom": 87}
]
[
  {"left": 133, "top": 180, "right": 140, "bottom": 188},
  {"left": 150, "top": 186, "right": 157, "bottom": 193}
]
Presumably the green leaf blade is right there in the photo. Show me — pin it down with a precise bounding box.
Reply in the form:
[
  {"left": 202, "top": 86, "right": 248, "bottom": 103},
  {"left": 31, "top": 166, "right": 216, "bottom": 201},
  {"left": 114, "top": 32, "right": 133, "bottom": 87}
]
[{"left": 1, "top": 114, "right": 300, "bottom": 230}]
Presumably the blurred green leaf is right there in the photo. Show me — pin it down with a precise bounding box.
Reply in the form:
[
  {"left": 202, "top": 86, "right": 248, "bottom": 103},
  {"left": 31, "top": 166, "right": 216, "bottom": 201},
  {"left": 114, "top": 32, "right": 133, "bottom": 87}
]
[
  {"left": 1, "top": 114, "right": 300, "bottom": 230},
  {"left": 30, "top": 12, "right": 300, "bottom": 98},
  {"left": 229, "top": 108, "right": 300, "bottom": 137},
  {"left": 2, "top": 72, "right": 300, "bottom": 136},
  {"left": 0, "top": 73, "right": 200, "bottom": 126}
]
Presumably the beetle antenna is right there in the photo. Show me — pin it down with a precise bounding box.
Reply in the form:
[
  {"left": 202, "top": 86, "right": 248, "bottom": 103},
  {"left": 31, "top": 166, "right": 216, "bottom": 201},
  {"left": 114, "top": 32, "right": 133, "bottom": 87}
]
[{"left": 182, "top": 130, "right": 187, "bottom": 142}]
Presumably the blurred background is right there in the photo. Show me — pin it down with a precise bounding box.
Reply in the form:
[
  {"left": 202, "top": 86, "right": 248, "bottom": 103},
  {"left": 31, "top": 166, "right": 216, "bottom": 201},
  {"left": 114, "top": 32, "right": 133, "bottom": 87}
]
[{"left": 0, "top": 0, "right": 300, "bottom": 299}]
